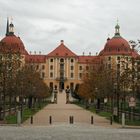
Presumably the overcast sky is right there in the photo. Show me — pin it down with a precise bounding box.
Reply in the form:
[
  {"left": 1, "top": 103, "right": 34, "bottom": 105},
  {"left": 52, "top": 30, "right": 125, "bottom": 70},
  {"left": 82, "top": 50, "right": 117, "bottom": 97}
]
[{"left": 0, "top": 0, "right": 140, "bottom": 55}]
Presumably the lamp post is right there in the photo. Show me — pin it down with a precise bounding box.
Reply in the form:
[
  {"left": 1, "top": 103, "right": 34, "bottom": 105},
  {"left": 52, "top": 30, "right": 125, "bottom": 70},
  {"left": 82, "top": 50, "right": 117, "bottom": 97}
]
[
  {"left": 113, "top": 82, "right": 119, "bottom": 122},
  {"left": 95, "top": 87, "right": 100, "bottom": 112}
]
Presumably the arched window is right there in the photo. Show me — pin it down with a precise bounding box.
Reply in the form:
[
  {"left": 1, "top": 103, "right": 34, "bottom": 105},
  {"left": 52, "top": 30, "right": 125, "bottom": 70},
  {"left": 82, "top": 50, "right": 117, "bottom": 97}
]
[{"left": 60, "top": 58, "right": 64, "bottom": 63}]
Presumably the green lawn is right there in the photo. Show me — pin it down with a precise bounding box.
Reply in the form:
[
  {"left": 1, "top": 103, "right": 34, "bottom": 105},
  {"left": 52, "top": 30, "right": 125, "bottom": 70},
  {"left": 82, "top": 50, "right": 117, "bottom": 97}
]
[
  {"left": 5, "top": 101, "right": 49, "bottom": 124},
  {"left": 125, "top": 120, "right": 140, "bottom": 126}
]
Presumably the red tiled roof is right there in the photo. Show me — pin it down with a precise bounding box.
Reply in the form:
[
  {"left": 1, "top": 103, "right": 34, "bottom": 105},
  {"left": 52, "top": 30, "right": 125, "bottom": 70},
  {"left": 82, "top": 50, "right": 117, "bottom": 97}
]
[
  {"left": 78, "top": 56, "right": 101, "bottom": 64},
  {"left": 47, "top": 40, "right": 77, "bottom": 57},
  {"left": 99, "top": 37, "right": 132, "bottom": 56},
  {"left": 131, "top": 50, "right": 139, "bottom": 58},
  {"left": 0, "top": 35, "right": 28, "bottom": 55},
  {"left": 25, "top": 55, "right": 46, "bottom": 63}
]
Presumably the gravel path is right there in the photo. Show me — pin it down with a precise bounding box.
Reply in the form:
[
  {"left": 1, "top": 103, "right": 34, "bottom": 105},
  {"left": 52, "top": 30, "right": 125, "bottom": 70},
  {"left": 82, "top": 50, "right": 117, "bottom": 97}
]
[{"left": 23, "top": 91, "right": 120, "bottom": 128}]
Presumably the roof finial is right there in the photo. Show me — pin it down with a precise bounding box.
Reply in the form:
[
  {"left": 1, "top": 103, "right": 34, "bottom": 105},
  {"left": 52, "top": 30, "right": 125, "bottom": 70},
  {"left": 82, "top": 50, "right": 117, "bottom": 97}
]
[
  {"left": 6, "top": 17, "right": 9, "bottom": 36},
  {"left": 9, "top": 17, "right": 14, "bottom": 35},
  {"left": 115, "top": 18, "right": 120, "bottom": 37},
  {"left": 60, "top": 40, "right": 64, "bottom": 44}
]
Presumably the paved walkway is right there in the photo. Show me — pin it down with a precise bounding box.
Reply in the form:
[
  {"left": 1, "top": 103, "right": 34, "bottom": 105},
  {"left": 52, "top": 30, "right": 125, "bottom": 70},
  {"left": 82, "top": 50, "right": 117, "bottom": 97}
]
[{"left": 24, "top": 91, "right": 120, "bottom": 128}]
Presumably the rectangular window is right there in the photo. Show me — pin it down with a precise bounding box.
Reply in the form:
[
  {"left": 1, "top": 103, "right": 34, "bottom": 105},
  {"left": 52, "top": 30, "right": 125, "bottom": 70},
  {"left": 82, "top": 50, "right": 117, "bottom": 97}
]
[
  {"left": 36, "top": 65, "right": 39, "bottom": 70},
  {"left": 79, "top": 66, "right": 82, "bottom": 70},
  {"left": 50, "top": 65, "right": 53, "bottom": 70},
  {"left": 71, "top": 59, "right": 74, "bottom": 63},
  {"left": 79, "top": 73, "right": 82, "bottom": 79},
  {"left": 71, "top": 73, "right": 74, "bottom": 78},
  {"left": 42, "top": 72, "right": 45, "bottom": 78},
  {"left": 108, "top": 57, "right": 111, "bottom": 61},
  {"left": 125, "top": 63, "right": 128, "bottom": 69},
  {"left": 60, "top": 64, "right": 64, "bottom": 70},
  {"left": 50, "top": 59, "right": 53, "bottom": 62},
  {"left": 117, "top": 56, "right": 120, "bottom": 60},
  {"left": 86, "top": 66, "right": 89, "bottom": 71},
  {"left": 42, "top": 65, "right": 45, "bottom": 70},
  {"left": 71, "top": 66, "right": 74, "bottom": 70},
  {"left": 50, "top": 72, "right": 53, "bottom": 78},
  {"left": 108, "top": 64, "right": 111, "bottom": 69},
  {"left": 117, "top": 64, "right": 120, "bottom": 69},
  {"left": 86, "top": 73, "right": 89, "bottom": 78}
]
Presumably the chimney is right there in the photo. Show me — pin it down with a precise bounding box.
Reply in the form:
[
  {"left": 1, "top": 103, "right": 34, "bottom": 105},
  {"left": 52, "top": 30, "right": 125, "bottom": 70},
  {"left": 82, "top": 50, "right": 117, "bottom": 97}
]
[
  {"left": 83, "top": 52, "right": 85, "bottom": 56},
  {"left": 89, "top": 52, "right": 91, "bottom": 56},
  {"left": 60, "top": 40, "right": 64, "bottom": 44}
]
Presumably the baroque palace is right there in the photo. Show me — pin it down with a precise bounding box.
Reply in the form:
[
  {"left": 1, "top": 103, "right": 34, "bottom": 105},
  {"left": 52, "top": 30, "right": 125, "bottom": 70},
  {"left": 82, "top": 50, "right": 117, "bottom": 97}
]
[{"left": 0, "top": 19, "right": 140, "bottom": 91}]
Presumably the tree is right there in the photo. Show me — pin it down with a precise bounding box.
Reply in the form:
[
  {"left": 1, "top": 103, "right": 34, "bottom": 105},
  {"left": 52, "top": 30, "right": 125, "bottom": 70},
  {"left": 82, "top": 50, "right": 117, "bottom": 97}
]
[
  {"left": 16, "top": 65, "right": 50, "bottom": 109},
  {"left": 77, "top": 64, "right": 115, "bottom": 109},
  {"left": 0, "top": 49, "right": 21, "bottom": 119}
]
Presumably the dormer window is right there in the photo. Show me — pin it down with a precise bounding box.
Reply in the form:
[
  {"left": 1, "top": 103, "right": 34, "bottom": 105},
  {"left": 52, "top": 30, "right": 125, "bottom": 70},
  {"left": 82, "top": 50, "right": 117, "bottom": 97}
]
[
  {"left": 118, "top": 48, "right": 120, "bottom": 52},
  {"left": 60, "top": 58, "right": 64, "bottom": 63},
  {"left": 71, "top": 59, "right": 74, "bottom": 63},
  {"left": 117, "top": 56, "right": 120, "bottom": 60},
  {"left": 108, "top": 57, "right": 111, "bottom": 61},
  {"left": 50, "top": 59, "right": 53, "bottom": 62}
]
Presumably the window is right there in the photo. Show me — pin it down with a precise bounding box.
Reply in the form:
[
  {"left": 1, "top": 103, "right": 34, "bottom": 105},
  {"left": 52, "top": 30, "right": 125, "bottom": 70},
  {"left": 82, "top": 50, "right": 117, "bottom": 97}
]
[
  {"left": 108, "top": 57, "right": 111, "bottom": 61},
  {"left": 60, "top": 64, "right": 64, "bottom": 70},
  {"left": 50, "top": 72, "right": 53, "bottom": 78},
  {"left": 60, "top": 58, "right": 64, "bottom": 63},
  {"left": 71, "top": 59, "right": 74, "bottom": 63},
  {"left": 126, "top": 63, "right": 128, "bottom": 69},
  {"left": 36, "top": 65, "right": 39, "bottom": 70},
  {"left": 108, "top": 64, "right": 111, "bottom": 69},
  {"left": 86, "top": 66, "right": 89, "bottom": 71},
  {"left": 70, "top": 83, "right": 74, "bottom": 90},
  {"left": 42, "top": 65, "right": 45, "bottom": 70},
  {"left": 50, "top": 65, "right": 53, "bottom": 70},
  {"left": 117, "top": 56, "right": 120, "bottom": 60},
  {"left": 50, "top": 59, "right": 53, "bottom": 62},
  {"left": 79, "top": 66, "right": 82, "bottom": 70},
  {"left": 71, "top": 66, "right": 74, "bottom": 70},
  {"left": 60, "top": 72, "right": 64, "bottom": 78},
  {"left": 79, "top": 73, "right": 82, "bottom": 79},
  {"left": 117, "top": 64, "right": 120, "bottom": 69},
  {"left": 42, "top": 72, "right": 45, "bottom": 78},
  {"left": 50, "top": 82, "right": 53, "bottom": 90},
  {"left": 71, "top": 73, "right": 74, "bottom": 78}
]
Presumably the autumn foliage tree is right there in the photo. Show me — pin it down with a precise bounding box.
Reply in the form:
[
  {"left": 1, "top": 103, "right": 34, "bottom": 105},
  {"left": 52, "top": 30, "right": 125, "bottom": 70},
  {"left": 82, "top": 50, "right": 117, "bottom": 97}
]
[
  {"left": 78, "top": 65, "right": 115, "bottom": 109},
  {"left": 0, "top": 50, "right": 50, "bottom": 120},
  {"left": 16, "top": 65, "right": 50, "bottom": 109}
]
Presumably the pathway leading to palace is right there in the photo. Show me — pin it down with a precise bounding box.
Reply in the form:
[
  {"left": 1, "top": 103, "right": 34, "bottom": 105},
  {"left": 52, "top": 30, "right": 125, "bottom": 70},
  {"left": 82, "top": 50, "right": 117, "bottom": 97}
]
[{"left": 24, "top": 91, "right": 120, "bottom": 127}]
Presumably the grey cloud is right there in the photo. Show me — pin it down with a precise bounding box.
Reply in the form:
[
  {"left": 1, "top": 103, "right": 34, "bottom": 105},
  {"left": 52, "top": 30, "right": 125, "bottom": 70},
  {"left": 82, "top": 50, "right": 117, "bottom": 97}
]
[{"left": 0, "top": 0, "right": 140, "bottom": 55}]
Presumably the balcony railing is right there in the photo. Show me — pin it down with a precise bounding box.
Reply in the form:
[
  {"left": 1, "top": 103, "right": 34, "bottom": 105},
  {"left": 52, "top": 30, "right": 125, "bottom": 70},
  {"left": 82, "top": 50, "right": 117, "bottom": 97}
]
[{"left": 56, "top": 77, "right": 67, "bottom": 81}]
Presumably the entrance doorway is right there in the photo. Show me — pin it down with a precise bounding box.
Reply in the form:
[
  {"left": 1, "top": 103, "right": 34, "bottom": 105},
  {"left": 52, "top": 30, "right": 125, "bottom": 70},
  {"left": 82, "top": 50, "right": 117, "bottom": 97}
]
[
  {"left": 59, "top": 82, "right": 64, "bottom": 90},
  {"left": 70, "top": 83, "right": 74, "bottom": 92},
  {"left": 50, "top": 82, "right": 53, "bottom": 93}
]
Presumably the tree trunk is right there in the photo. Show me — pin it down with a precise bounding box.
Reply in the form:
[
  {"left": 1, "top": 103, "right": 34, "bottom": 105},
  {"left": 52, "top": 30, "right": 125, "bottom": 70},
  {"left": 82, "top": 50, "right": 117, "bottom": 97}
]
[{"left": 28, "top": 96, "right": 33, "bottom": 109}]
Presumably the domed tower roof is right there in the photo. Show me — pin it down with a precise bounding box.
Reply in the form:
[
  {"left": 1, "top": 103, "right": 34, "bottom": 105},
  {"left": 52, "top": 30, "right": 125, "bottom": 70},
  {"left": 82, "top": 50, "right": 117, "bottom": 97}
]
[
  {"left": 0, "top": 18, "right": 28, "bottom": 55},
  {"left": 99, "top": 23, "right": 132, "bottom": 56}
]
